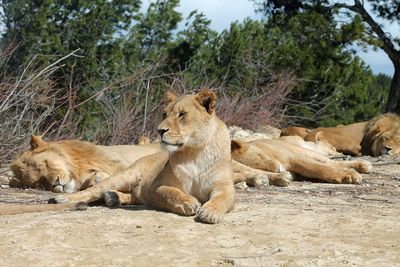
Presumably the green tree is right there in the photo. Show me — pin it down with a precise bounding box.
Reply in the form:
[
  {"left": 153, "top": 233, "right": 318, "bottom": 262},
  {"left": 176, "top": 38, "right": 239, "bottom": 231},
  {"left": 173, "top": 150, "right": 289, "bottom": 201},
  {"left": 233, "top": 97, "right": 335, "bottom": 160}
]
[
  {"left": 189, "top": 16, "right": 378, "bottom": 126},
  {"left": 257, "top": 0, "right": 400, "bottom": 114},
  {"left": 126, "top": 0, "right": 181, "bottom": 62},
  {"left": 0, "top": 0, "right": 141, "bottom": 85}
]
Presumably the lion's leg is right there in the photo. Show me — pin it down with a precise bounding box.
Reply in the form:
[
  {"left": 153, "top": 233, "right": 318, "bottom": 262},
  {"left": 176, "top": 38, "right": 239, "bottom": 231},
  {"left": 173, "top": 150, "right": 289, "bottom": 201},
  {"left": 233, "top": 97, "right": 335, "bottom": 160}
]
[
  {"left": 149, "top": 185, "right": 201, "bottom": 216},
  {"left": 232, "top": 160, "right": 292, "bottom": 187},
  {"left": 196, "top": 178, "right": 236, "bottom": 224},
  {"left": 233, "top": 147, "right": 284, "bottom": 173},
  {"left": 304, "top": 153, "right": 372, "bottom": 174},
  {"left": 104, "top": 190, "right": 136, "bottom": 207},
  {"left": 291, "top": 159, "right": 362, "bottom": 184},
  {"left": 50, "top": 151, "right": 169, "bottom": 204},
  {"left": 334, "top": 160, "right": 372, "bottom": 173}
]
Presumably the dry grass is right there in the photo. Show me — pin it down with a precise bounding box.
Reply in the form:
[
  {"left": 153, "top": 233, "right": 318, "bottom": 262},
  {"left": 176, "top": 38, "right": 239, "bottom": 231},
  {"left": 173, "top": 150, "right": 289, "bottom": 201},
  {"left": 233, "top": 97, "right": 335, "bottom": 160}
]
[{"left": 0, "top": 48, "right": 297, "bottom": 164}]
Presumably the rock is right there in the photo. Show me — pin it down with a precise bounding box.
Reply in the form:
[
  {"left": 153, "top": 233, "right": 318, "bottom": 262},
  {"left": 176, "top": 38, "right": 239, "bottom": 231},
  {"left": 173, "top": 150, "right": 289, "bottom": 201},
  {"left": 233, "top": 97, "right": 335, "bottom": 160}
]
[
  {"left": 229, "top": 126, "right": 272, "bottom": 141},
  {"left": 257, "top": 124, "right": 281, "bottom": 138}
]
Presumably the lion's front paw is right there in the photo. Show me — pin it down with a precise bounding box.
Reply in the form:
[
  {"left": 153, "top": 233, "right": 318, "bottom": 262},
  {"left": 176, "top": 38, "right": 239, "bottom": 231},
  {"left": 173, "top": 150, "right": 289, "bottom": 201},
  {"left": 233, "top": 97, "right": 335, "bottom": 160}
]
[
  {"left": 271, "top": 172, "right": 293, "bottom": 187},
  {"left": 342, "top": 171, "right": 362, "bottom": 184},
  {"left": 175, "top": 195, "right": 201, "bottom": 216},
  {"left": 195, "top": 203, "right": 224, "bottom": 224},
  {"left": 104, "top": 191, "right": 121, "bottom": 207},
  {"left": 48, "top": 194, "right": 70, "bottom": 204}
]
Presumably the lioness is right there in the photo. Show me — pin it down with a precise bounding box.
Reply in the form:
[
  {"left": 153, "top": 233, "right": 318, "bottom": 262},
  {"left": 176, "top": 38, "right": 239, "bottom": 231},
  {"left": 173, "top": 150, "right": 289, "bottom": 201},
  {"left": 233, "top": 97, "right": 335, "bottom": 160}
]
[
  {"left": 10, "top": 135, "right": 160, "bottom": 193},
  {"left": 47, "top": 90, "right": 236, "bottom": 223},
  {"left": 305, "top": 113, "right": 400, "bottom": 157},
  {"left": 231, "top": 138, "right": 372, "bottom": 184}
]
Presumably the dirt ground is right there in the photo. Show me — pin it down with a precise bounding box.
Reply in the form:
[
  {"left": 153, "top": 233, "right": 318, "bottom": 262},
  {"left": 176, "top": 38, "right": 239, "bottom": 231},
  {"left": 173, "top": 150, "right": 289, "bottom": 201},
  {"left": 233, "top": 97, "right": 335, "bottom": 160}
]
[{"left": 0, "top": 156, "right": 400, "bottom": 267}]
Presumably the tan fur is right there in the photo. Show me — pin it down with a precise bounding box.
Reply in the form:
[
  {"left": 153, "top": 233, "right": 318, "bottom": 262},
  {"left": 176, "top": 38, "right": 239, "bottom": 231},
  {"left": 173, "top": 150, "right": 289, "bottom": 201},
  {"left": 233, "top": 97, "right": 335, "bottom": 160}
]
[
  {"left": 231, "top": 139, "right": 372, "bottom": 184},
  {"left": 305, "top": 113, "right": 400, "bottom": 157},
  {"left": 361, "top": 113, "right": 400, "bottom": 157},
  {"left": 50, "top": 90, "right": 237, "bottom": 224},
  {"left": 11, "top": 136, "right": 160, "bottom": 193},
  {"left": 280, "top": 126, "right": 310, "bottom": 139},
  {"left": 278, "top": 135, "right": 340, "bottom": 157},
  {"left": 0, "top": 203, "right": 87, "bottom": 215},
  {"left": 304, "top": 122, "right": 368, "bottom": 156}
]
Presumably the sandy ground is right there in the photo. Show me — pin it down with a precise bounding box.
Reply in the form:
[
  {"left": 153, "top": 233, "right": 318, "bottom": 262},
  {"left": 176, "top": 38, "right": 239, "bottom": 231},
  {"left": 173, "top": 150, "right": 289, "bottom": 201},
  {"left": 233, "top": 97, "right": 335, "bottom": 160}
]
[{"left": 0, "top": 157, "right": 400, "bottom": 267}]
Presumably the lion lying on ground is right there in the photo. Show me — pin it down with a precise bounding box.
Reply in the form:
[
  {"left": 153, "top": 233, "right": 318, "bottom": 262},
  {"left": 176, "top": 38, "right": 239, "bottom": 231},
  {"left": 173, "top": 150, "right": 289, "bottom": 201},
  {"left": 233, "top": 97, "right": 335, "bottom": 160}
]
[
  {"left": 10, "top": 136, "right": 161, "bottom": 193},
  {"left": 46, "top": 89, "right": 237, "bottom": 223},
  {"left": 303, "top": 113, "right": 400, "bottom": 157},
  {"left": 231, "top": 138, "right": 372, "bottom": 184}
]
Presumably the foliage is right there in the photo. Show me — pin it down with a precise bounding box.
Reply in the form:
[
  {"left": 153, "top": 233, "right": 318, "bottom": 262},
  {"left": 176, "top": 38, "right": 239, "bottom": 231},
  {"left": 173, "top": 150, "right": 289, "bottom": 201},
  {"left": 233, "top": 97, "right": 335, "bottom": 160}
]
[
  {"left": 256, "top": 0, "right": 400, "bottom": 114},
  {"left": 0, "top": 0, "right": 394, "bottom": 158}
]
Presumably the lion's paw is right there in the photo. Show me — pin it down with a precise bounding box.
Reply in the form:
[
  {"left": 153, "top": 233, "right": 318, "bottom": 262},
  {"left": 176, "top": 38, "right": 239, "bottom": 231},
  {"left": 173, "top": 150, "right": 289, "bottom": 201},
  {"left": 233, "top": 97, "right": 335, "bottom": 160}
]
[
  {"left": 252, "top": 174, "right": 270, "bottom": 189},
  {"left": 48, "top": 194, "right": 70, "bottom": 204},
  {"left": 104, "top": 191, "right": 121, "bottom": 208},
  {"left": 342, "top": 171, "right": 362, "bottom": 184},
  {"left": 273, "top": 172, "right": 293, "bottom": 187},
  {"left": 176, "top": 196, "right": 201, "bottom": 216},
  {"left": 356, "top": 160, "right": 372, "bottom": 173},
  {"left": 195, "top": 203, "right": 224, "bottom": 224},
  {"left": 234, "top": 181, "right": 249, "bottom": 190}
]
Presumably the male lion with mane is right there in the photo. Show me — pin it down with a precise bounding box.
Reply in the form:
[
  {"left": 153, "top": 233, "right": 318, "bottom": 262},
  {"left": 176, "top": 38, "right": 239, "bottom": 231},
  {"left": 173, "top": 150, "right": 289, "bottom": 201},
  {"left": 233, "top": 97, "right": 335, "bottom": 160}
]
[{"left": 304, "top": 113, "right": 400, "bottom": 157}]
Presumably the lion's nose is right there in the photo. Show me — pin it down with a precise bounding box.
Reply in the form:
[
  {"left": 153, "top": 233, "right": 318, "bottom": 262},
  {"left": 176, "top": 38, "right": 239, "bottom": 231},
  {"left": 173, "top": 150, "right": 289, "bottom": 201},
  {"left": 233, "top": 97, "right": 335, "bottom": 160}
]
[
  {"left": 383, "top": 146, "right": 392, "bottom": 154},
  {"left": 157, "top": 128, "right": 169, "bottom": 137}
]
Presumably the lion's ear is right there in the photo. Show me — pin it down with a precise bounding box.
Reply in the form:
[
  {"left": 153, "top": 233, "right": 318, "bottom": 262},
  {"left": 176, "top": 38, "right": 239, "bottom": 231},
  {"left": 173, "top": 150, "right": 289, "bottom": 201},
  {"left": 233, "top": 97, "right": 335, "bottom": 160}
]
[
  {"left": 30, "top": 135, "right": 47, "bottom": 149},
  {"left": 195, "top": 89, "right": 217, "bottom": 114},
  {"left": 164, "top": 91, "right": 177, "bottom": 104},
  {"left": 231, "top": 140, "right": 242, "bottom": 152}
]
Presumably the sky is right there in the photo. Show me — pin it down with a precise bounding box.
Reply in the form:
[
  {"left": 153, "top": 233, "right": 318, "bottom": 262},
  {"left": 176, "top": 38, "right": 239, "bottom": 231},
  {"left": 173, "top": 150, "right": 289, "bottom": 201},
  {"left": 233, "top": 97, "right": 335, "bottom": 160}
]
[{"left": 174, "top": 0, "right": 399, "bottom": 76}]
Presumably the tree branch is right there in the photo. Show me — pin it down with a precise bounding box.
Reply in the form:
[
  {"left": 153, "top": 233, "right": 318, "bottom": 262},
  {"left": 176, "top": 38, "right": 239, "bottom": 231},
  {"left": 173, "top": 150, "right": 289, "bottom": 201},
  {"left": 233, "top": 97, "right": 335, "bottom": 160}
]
[{"left": 334, "top": 0, "right": 400, "bottom": 64}]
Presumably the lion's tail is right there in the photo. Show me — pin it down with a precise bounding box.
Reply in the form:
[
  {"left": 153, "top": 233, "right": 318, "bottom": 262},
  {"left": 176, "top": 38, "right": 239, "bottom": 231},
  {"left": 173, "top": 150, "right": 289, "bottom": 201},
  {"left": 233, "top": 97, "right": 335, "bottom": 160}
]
[{"left": 0, "top": 202, "right": 88, "bottom": 215}]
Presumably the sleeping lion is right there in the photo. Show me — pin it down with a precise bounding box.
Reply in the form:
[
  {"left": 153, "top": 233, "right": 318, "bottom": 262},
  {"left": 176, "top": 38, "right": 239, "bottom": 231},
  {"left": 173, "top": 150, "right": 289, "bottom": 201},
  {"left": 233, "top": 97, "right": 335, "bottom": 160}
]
[
  {"left": 304, "top": 113, "right": 400, "bottom": 157},
  {"left": 231, "top": 138, "right": 372, "bottom": 184}
]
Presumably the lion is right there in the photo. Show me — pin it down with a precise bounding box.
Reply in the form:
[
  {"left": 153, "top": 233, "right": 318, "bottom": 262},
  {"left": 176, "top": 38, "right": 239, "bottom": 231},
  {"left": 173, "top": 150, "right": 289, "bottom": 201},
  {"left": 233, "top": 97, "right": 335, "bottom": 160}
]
[
  {"left": 280, "top": 126, "right": 310, "bottom": 139},
  {"left": 10, "top": 136, "right": 160, "bottom": 193},
  {"left": 304, "top": 122, "right": 367, "bottom": 156},
  {"left": 361, "top": 113, "right": 400, "bottom": 157},
  {"left": 46, "top": 89, "right": 236, "bottom": 223},
  {"left": 231, "top": 138, "right": 372, "bottom": 184},
  {"left": 304, "top": 113, "right": 400, "bottom": 157}
]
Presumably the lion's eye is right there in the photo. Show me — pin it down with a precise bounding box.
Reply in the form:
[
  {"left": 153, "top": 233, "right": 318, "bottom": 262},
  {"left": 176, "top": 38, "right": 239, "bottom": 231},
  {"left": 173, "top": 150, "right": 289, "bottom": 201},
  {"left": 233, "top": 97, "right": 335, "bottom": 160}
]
[
  {"left": 178, "top": 112, "right": 186, "bottom": 118},
  {"left": 162, "top": 112, "right": 167, "bottom": 119}
]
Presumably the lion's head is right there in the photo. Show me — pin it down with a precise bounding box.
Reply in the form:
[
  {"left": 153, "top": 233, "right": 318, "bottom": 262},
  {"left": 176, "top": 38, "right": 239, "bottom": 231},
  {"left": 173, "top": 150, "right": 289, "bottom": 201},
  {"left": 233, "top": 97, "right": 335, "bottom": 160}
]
[
  {"left": 361, "top": 113, "right": 400, "bottom": 157},
  {"left": 10, "top": 136, "right": 78, "bottom": 193},
  {"left": 157, "top": 89, "right": 218, "bottom": 153}
]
